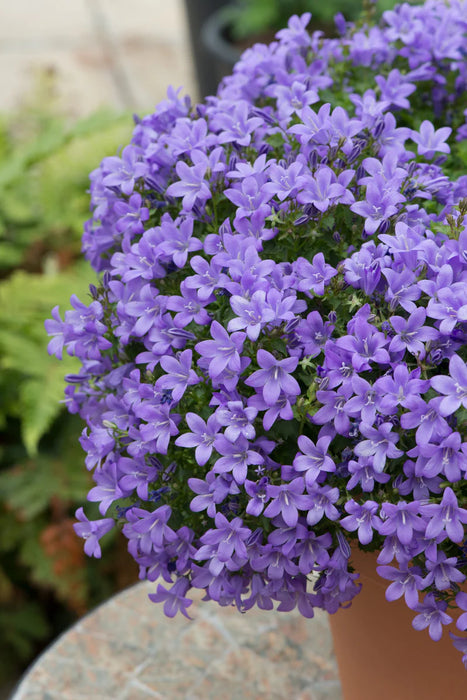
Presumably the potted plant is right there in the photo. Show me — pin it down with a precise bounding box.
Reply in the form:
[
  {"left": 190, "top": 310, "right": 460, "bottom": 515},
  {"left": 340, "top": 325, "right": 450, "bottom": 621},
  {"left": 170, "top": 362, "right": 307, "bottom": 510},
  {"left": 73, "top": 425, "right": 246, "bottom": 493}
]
[{"left": 47, "top": 1, "right": 467, "bottom": 696}]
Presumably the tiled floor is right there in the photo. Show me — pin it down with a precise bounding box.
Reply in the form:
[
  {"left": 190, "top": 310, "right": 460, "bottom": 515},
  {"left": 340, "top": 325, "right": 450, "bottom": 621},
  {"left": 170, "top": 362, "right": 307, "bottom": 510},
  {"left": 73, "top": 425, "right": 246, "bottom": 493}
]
[
  {"left": 12, "top": 581, "right": 342, "bottom": 700},
  {"left": 0, "top": 0, "right": 196, "bottom": 119}
]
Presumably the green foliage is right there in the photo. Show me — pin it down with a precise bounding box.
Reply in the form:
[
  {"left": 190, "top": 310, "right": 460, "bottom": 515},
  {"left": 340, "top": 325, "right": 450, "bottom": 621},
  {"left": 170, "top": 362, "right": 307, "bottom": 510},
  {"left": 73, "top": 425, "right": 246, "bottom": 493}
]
[
  {"left": 228, "top": 0, "right": 413, "bottom": 40},
  {"left": 0, "top": 75, "right": 138, "bottom": 687},
  {"left": 0, "top": 265, "right": 91, "bottom": 455}
]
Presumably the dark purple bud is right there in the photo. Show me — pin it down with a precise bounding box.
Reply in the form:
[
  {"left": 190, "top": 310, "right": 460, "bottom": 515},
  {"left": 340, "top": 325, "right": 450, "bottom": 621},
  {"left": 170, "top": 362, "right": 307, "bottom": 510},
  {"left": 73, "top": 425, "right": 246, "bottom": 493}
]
[
  {"left": 446, "top": 413, "right": 458, "bottom": 429},
  {"left": 337, "top": 531, "right": 351, "bottom": 558},
  {"left": 287, "top": 334, "right": 301, "bottom": 349},
  {"left": 89, "top": 284, "right": 99, "bottom": 299},
  {"left": 309, "top": 150, "right": 318, "bottom": 169},
  {"left": 162, "top": 462, "right": 177, "bottom": 481},
  {"left": 167, "top": 328, "right": 196, "bottom": 340},
  {"left": 246, "top": 527, "right": 264, "bottom": 547},
  {"left": 284, "top": 317, "right": 300, "bottom": 333},
  {"left": 147, "top": 456, "right": 164, "bottom": 470},
  {"left": 378, "top": 219, "right": 391, "bottom": 235},
  {"left": 373, "top": 118, "right": 385, "bottom": 138},
  {"left": 304, "top": 203, "right": 320, "bottom": 218},
  {"left": 316, "top": 376, "right": 329, "bottom": 390},
  {"left": 258, "top": 142, "right": 272, "bottom": 156},
  {"left": 160, "top": 389, "right": 173, "bottom": 404},
  {"left": 348, "top": 143, "right": 362, "bottom": 163},
  {"left": 332, "top": 231, "right": 341, "bottom": 243},
  {"left": 65, "top": 373, "right": 90, "bottom": 384},
  {"left": 355, "top": 165, "right": 365, "bottom": 181},
  {"left": 294, "top": 213, "right": 311, "bottom": 226},
  {"left": 251, "top": 107, "right": 276, "bottom": 126},
  {"left": 116, "top": 504, "right": 135, "bottom": 519},
  {"left": 228, "top": 153, "right": 237, "bottom": 172},
  {"left": 192, "top": 203, "right": 204, "bottom": 219}
]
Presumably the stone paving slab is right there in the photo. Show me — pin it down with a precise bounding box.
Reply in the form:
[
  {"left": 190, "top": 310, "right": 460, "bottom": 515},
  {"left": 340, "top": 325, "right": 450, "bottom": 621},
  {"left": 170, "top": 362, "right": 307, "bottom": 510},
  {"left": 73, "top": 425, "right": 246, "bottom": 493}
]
[
  {"left": 0, "top": 0, "right": 195, "bottom": 117},
  {"left": 12, "top": 582, "right": 342, "bottom": 700}
]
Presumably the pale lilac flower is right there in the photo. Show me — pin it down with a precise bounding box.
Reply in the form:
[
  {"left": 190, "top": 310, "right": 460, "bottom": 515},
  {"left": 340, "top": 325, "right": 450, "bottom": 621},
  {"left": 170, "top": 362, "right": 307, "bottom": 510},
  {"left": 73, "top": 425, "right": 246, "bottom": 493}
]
[
  {"left": 411, "top": 120, "right": 452, "bottom": 159},
  {"left": 431, "top": 354, "right": 467, "bottom": 416},
  {"left": 74, "top": 507, "right": 114, "bottom": 558},
  {"left": 412, "top": 594, "right": 453, "bottom": 641},
  {"left": 245, "top": 349, "right": 300, "bottom": 406}
]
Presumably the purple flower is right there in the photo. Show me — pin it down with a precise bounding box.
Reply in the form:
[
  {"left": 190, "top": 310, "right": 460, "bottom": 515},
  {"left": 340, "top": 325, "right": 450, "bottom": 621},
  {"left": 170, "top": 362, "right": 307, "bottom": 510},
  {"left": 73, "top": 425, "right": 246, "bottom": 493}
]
[
  {"left": 196, "top": 512, "right": 251, "bottom": 575},
  {"left": 431, "top": 354, "right": 467, "bottom": 417},
  {"left": 374, "top": 364, "right": 429, "bottom": 415},
  {"left": 411, "top": 120, "right": 452, "bottom": 159},
  {"left": 156, "top": 216, "right": 202, "bottom": 268},
  {"left": 188, "top": 471, "right": 234, "bottom": 517},
  {"left": 102, "top": 145, "right": 148, "bottom": 195},
  {"left": 354, "top": 423, "right": 404, "bottom": 472},
  {"left": 294, "top": 253, "right": 338, "bottom": 297},
  {"left": 420, "top": 487, "right": 467, "bottom": 543},
  {"left": 423, "top": 551, "right": 466, "bottom": 591},
  {"left": 340, "top": 500, "right": 381, "bottom": 545},
  {"left": 155, "top": 349, "right": 201, "bottom": 402},
  {"left": 195, "top": 321, "right": 246, "bottom": 380},
  {"left": 148, "top": 578, "right": 193, "bottom": 619},
  {"left": 378, "top": 501, "right": 425, "bottom": 546},
  {"left": 377, "top": 563, "right": 425, "bottom": 609},
  {"left": 176, "top": 412, "right": 221, "bottom": 465},
  {"left": 215, "top": 400, "right": 258, "bottom": 442},
  {"left": 351, "top": 181, "right": 405, "bottom": 234},
  {"left": 245, "top": 349, "right": 300, "bottom": 406},
  {"left": 412, "top": 593, "right": 453, "bottom": 641},
  {"left": 227, "top": 290, "right": 276, "bottom": 340},
  {"left": 401, "top": 396, "right": 450, "bottom": 445},
  {"left": 165, "top": 150, "right": 212, "bottom": 210},
  {"left": 74, "top": 507, "right": 114, "bottom": 558},
  {"left": 263, "top": 477, "right": 313, "bottom": 527},
  {"left": 213, "top": 435, "right": 263, "bottom": 484},
  {"left": 297, "top": 166, "right": 353, "bottom": 213},
  {"left": 389, "top": 307, "right": 439, "bottom": 358},
  {"left": 293, "top": 434, "right": 335, "bottom": 487}
]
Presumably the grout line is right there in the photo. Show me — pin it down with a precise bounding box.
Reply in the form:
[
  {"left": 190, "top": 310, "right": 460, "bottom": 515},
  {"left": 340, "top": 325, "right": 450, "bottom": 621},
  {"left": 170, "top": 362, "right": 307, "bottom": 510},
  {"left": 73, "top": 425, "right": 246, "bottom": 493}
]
[{"left": 84, "top": 0, "right": 137, "bottom": 110}]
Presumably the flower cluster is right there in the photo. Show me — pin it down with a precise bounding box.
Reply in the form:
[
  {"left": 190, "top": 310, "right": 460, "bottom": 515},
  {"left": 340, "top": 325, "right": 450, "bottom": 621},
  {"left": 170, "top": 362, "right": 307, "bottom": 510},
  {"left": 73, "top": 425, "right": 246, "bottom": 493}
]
[{"left": 47, "top": 1, "right": 467, "bottom": 666}]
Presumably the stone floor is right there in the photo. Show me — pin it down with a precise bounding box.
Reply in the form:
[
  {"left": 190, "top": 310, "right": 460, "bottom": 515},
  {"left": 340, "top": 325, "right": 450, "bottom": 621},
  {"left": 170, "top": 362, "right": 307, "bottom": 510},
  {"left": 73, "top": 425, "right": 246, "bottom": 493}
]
[
  {"left": 11, "top": 582, "right": 342, "bottom": 700},
  {"left": 0, "top": 0, "right": 197, "bottom": 119}
]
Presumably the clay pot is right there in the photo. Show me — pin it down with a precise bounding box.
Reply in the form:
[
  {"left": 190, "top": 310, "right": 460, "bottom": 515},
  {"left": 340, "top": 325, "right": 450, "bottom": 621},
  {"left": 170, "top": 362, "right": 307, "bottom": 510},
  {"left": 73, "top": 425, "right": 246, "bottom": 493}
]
[{"left": 328, "top": 546, "right": 466, "bottom": 700}]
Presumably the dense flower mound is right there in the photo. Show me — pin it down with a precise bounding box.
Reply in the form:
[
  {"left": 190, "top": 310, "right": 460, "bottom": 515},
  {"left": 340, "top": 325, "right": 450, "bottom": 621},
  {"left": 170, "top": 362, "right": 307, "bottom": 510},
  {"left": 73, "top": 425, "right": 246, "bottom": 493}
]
[{"left": 47, "top": 1, "right": 467, "bottom": 666}]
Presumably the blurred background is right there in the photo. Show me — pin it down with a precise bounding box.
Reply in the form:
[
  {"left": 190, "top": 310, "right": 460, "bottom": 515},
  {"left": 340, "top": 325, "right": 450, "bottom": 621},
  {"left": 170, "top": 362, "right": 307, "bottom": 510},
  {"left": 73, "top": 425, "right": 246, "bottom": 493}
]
[{"left": 0, "top": 0, "right": 403, "bottom": 696}]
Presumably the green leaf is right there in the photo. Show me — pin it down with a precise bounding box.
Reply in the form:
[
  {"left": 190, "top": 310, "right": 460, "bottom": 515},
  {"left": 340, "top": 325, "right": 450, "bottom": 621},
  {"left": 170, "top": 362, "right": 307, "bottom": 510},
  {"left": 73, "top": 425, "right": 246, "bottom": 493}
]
[
  {"left": 19, "top": 364, "right": 72, "bottom": 456},
  {"left": 0, "top": 603, "right": 50, "bottom": 659}
]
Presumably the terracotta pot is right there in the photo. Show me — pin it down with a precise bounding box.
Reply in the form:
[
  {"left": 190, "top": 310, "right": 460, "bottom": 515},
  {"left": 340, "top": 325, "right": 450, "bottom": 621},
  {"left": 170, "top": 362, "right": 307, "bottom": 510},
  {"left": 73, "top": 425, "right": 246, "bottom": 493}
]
[{"left": 328, "top": 546, "right": 467, "bottom": 700}]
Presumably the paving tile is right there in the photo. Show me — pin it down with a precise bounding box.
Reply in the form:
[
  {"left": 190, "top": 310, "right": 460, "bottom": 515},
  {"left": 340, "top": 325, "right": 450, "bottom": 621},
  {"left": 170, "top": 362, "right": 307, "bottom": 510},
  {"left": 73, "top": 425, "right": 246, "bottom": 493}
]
[
  {"left": 0, "top": 0, "right": 94, "bottom": 44},
  {"left": 0, "top": 48, "right": 119, "bottom": 116},
  {"left": 97, "top": 0, "right": 189, "bottom": 43},
  {"left": 114, "top": 36, "right": 196, "bottom": 115}
]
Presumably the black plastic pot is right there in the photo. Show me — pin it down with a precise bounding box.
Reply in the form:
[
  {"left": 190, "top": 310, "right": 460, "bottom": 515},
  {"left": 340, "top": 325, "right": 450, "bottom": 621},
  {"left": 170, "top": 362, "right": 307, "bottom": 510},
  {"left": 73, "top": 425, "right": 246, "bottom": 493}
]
[{"left": 184, "top": 1, "right": 239, "bottom": 99}]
